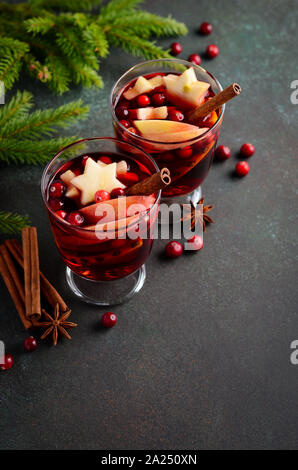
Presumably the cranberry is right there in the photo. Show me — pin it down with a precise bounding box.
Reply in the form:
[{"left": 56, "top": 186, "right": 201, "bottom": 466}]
[
  {"left": 24, "top": 336, "right": 37, "bottom": 352},
  {"left": 1, "top": 353, "right": 13, "bottom": 371},
  {"left": 188, "top": 53, "right": 202, "bottom": 65},
  {"left": 116, "top": 106, "right": 129, "bottom": 120},
  {"left": 187, "top": 234, "right": 203, "bottom": 251},
  {"left": 168, "top": 109, "right": 184, "bottom": 122},
  {"left": 119, "top": 119, "right": 131, "bottom": 128},
  {"left": 165, "top": 241, "right": 183, "bottom": 258},
  {"left": 110, "top": 187, "right": 126, "bottom": 199},
  {"left": 171, "top": 42, "right": 183, "bottom": 56},
  {"left": 176, "top": 146, "right": 193, "bottom": 159},
  {"left": 151, "top": 92, "right": 166, "bottom": 106},
  {"left": 56, "top": 209, "right": 67, "bottom": 219},
  {"left": 199, "top": 22, "right": 213, "bottom": 35},
  {"left": 101, "top": 312, "right": 117, "bottom": 328},
  {"left": 198, "top": 111, "right": 218, "bottom": 128},
  {"left": 94, "top": 190, "right": 110, "bottom": 203},
  {"left": 137, "top": 94, "right": 150, "bottom": 107},
  {"left": 49, "top": 198, "right": 64, "bottom": 211},
  {"left": 240, "top": 142, "right": 255, "bottom": 157},
  {"left": 206, "top": 44, "right": 219, "bottom": 58},
  {"left": 66, "top": 211, "right": 85, "bottom": 226},
  {"left": 118, "top": 172, "right": 139, "bottom": 186},
  {"left": 235, "top": 161, "right": 250, "bottom": 176},
  {"left": 127, "top": 127, "right": 137, "bottom": 135},
  {"left": 49, "top": 181, "right": 65, "bottom": 198},
  {"left": 99, "top": 156, "right": 112, "bottom": 164},
  {"left": 215, "top": 145, "right": 231, "bottom": 161}
]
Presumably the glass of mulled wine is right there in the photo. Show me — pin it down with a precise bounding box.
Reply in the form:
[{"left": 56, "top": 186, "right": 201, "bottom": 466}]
[
  {"left": 41, "top": 137, "right": 161, "bottom": 306},
  {"left": 110, "top": 59, "right": 225, "bottom": 206}
]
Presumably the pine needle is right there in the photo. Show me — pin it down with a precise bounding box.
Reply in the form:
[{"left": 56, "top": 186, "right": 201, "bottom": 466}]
[{"left": 0, "top": 211, "right": 30, "bottom": 234}]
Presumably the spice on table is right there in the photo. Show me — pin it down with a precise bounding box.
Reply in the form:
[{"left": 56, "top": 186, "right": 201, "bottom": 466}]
[
  {"left": 35, "top": 304, "right": 77, "bottom": 347},
  {"left": 22, "top": 227, "right": 41, "bottom": 320}
]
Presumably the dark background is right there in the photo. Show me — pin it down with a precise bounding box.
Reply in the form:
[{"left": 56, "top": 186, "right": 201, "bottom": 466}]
[{"left": 0, "top": 0, "right": 297, "bottom": 450}]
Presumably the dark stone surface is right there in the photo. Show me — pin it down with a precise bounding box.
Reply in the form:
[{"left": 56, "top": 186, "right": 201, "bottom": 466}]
[{"left": 0, "top": 0, "right": 297, "bottom": 450}]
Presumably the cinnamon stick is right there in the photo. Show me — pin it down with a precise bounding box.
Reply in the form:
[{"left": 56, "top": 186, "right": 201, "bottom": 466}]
[
  {"left": 22, "top": 227, "right": 41, "bottom": 320},
  {"left": 126, "top": 168, "right": 171, "bottom": 196},
  {"left": 0, "top": 248, "right": 32, "bottom": 330},
  {"left": 5, "top": 239, "right": 68, "bottom": 313},
  {"left": 188, "top": 83, "right": 242, "bottom": 122}
]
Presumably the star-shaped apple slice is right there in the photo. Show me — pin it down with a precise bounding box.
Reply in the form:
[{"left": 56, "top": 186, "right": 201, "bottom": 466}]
[
  {"left": 164, "top": 67, "right": 210, "bottom": 109},
  {"left": 71, "top": 158, "right": 125, "bottom": 206}
]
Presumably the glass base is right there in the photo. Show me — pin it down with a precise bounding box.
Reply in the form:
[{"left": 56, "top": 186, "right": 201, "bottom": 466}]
[
  {"left": 65, "top": 265, "right": 146, "bottom": 306},
  {"left": 159, "top": 186, "right": 202, "bottom": 225}
]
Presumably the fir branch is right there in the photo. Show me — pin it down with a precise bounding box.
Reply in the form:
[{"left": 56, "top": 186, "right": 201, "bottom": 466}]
[
  {"left": 107, "top": 30, "right": 172, "bottom": 60},
  {"left": 100, "top": 0, "right": 144, "bottom": 17},
  {"left": 1, "top": 99, "right": 89, "bottom": 140},
  {"left": 25, "top": 16, "right": 56, "bottom": 35},
  {"left": 0, "top": 211, "right": 30, "bottom": 234},
  {"left": 28, "top": 0, "right": 102, "bottom": 12},
  {"left": 0, "top": 38, "right": 29, "bottom": 89},
  {"left": 0, "top": 90, "right": 33, "bottom": 128},
  {"left": 82, "top": 24, "right": 109, "bottom": 58}
]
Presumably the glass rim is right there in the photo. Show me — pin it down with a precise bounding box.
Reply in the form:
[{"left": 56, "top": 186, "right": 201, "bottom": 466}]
[
  {"left": 110, "top": 58, "right": 225, "bottom": 146},
  {"left": 41, "top": 136, "right": 161, "bottom": 233}
]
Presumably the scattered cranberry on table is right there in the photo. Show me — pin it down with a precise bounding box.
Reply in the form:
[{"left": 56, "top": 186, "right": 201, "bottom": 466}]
[
  {"left": 199, "top": 22, "right": 213, "bottom": 35},
  {"left": 171, "top": 41, "right": 183, "bottom": 56},
  {"left": 151, "top": 92, "right": 166, "bottom": 107},
  {"left": 187, "top": 235, "right": 204, "bottom": 251},
  {"left": 1, "top": 353, "right": 14, "bottom": 371},
  {"left": 66, "top": 211, "right": 85, "bottom": 226},
  {"left": 111, "top": 187, "right": 126, "bottom": 199},
  {"left": 235, "top": 161, "right": 250, "bottom": 176},
  {"left": 49, "top": 181, "right": 65, "bottom": 198},
  {"left": 240, "top": 142, "right": 255, "bottom": 157},
  {"left": 165, "top": 241, "right": 183, "bottom": 258},
  {"left": 24, "top": 336, "right": 38, "bottom": 352},
  {"left": 188, "top": 53, "right": 202, "bottom": 65},
  {"left": 206, "top": 44, "right": 219, "bottom": 58},
  {"left": 101, "top": 312, "right": 117, "bottom": 328},
  {"left": 168, "top": 109, "right": 184, "bottom": 122},
  {"left": 215, "top": 145, "right": 231, "bottom": 161},
  {"left": 94, "top": 190, "right": 110, "bottom": 203}
]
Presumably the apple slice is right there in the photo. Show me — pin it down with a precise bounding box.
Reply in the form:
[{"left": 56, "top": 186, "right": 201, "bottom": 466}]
[
  {"left": 79, "top": 195, "right": 155, "bottom": 224},
  {"left": 60, "top": 169, "right": 80, "bottom": 199},
  {"left": 164, "top": 67, "right": 210, "bottom": 109},
  {"left": 133, "top": 120, "right": 208, "bottom": 143},
  {"left": 135, "top": 106, "right": 168, "bottom": 120},
  {"left": 123, "top": 75, "right": 164, "bottom": 100}
]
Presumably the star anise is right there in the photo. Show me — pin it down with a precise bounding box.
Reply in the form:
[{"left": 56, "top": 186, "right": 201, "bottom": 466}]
[
  {"left": 181, "top": 197, "right": 214, "bottom": 232},
  {"left": 36, "top": 304, "right": 77, "bottom": 346}
]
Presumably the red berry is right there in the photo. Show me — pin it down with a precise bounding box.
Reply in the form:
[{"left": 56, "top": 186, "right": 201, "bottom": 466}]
[
  {"left": 116, "top": 106, "right": 129, "bottom": 120},
  {"left": 110, "top": 187, "right": 126, "bottom": 199},
  {"left": 199, "top": 22, "right": 213, "bottom": 35},
  {"left": 118, "top": 172, "right": 139, "bottom": 186},
  {"left": 94, "top": 190, "right": 110, "bottom": 203},
  {"left": 49, "top": 181, "right": 65, "bottom": 198},
  {"left": 1, "top": 353, "right": 14, "bottom": 371},
  {"left": 101, "top": 312, "right": 117, "bottom": 328},
  {"left": 187, "top": 234, "right": 203, "bottom": 251},
  {"left": 66, "top": 211, "right": 85, "bottom": 226},
  {"left": 24, "top": 336, "right": 37, "bottom": 352},
  {"left": 215, "top": 145, "right": 231, "bottom": 161},
  {"left": 137, "top": 94, "right": 150, "bottom": 107},
  {"left": 168, "top": 109, "right": 184, "bottom": 122},
  {"left": 56, "top": 209, "right": 67, "bottom": 219},
  {"left": 240, "top": 142, "right": 255, "bottom": 157},
  {"left": 119, "top": 119, "right": 131, "bottom": 128},
  {"left": 127, "top": 127, "right": 137, "bottom": 135},
  {"left": 49, "top": 198, "right": 64, "bottom": 211},
  {"left": 235, "top": 161, "right": 250, "bottom": 176},
  {"left": 206, "top": 44, "right": 219, "bottom": 58},
  {"left": 99, "top": 156, "right": 112, "bottom": 165},
  {"left": 171, "top": 42, "right": 183, "bottom": 56},
  {"left": 176, "top": 146, "right": 193, "bottom": 159},
  {"left": 188, "top": 53, "right": 202, "bottom": 65},
  {"left": 165, "top": 241, "right": 183, "bottom": 258},
  {"left": 151, "top": 92, "right": 166, "bottom": 107}
]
